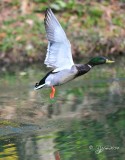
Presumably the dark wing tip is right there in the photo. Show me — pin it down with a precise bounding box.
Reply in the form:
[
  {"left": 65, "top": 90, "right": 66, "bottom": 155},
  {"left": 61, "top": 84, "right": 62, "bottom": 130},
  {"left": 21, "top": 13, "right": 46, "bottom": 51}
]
[
  {"left": 46, "top": 8, "right": 51, "bottom": 11},
  {"left": 45, "top": 8, "right": 52, "bottom": 16},
  {"left": 44, "top": 8, "right": 52, "bottom": 25}
]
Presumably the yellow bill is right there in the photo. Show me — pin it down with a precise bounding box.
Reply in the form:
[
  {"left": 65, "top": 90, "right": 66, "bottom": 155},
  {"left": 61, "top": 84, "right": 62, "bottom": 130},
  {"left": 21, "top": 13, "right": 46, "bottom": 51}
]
[{"left": 106, "top": 59, "right": 115, "bottom": 63}]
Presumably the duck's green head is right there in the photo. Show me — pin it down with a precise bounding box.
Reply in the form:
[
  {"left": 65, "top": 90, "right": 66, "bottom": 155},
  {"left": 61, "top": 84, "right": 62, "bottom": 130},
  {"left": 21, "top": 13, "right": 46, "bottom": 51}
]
[{"left": 88, "top": 56, "right": 115, "bottom": 66}]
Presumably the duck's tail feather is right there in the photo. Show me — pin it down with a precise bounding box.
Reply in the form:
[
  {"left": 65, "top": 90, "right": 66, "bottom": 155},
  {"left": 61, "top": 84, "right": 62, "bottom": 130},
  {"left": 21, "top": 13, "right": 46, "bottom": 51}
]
[{"left": 34, "top": 83, "right": 46, "bottom": 90}]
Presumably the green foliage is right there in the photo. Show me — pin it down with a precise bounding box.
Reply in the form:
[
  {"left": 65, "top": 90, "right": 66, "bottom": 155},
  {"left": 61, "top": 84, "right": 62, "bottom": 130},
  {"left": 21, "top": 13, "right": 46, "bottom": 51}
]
[
  {"left": 0, "top": 28, "right": 15, "bottom": 52},
  {"left": 51, "top": 1, "right": 67, "bottom": 10},
  {"left": 9, "top": 0, "right": 20, "bottom": 6},
  {"left": 0, "top": 120, "right": 19, "bottom": 127},
  {"left": 1, "top": 0, "right": 125, "bottom": 63},
  {"left": 50, "top": 0, "right": 76, "bottom": 10},
  {"left": 0, "top": 13, "right": 46, "bottom": 59},
  {"left": 89, "top": 7, "right": 103, "bottom": 18},
  {"left": 120, "top": 0, "right": 125, "bottom": 2},
  {"left": 112, "top": 17, "right": 123, "bottom": 27},
  {"left": 85, "top": 16, "right": 97, "bottom": 27},
  {"left": 34, "top": 0, "right": 47, "bottom": 2},
  {"left": 3, "top": 19, "right": 17, "bottom": 25},
  {"left": 84, "top": 7, "right": 103, "bottom": 27}
]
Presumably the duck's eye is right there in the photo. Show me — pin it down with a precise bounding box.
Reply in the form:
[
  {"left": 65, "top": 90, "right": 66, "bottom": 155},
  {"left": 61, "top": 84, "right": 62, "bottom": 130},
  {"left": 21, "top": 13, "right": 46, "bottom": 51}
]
[{"left": 35, "top": 83, "right": 39, "bottom": 87}]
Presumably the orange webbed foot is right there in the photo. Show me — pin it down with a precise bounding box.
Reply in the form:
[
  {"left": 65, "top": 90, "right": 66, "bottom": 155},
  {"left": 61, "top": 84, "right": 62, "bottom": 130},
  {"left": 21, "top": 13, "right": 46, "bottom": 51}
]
[{"left": 50, "top": 86, "right": 56, "bottom": 99}]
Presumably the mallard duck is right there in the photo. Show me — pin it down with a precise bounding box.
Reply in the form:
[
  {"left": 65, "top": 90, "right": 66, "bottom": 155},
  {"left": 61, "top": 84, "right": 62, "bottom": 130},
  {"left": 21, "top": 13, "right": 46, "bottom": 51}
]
[{"left": 34, "top": 8, "right": 114, "bottom": 98}]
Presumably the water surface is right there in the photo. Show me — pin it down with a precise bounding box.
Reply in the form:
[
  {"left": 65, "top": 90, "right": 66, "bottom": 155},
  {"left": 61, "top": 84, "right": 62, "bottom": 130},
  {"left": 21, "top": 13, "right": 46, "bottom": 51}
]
[{"left": 0, "top": 57, "right": 125, "bottom": 160}]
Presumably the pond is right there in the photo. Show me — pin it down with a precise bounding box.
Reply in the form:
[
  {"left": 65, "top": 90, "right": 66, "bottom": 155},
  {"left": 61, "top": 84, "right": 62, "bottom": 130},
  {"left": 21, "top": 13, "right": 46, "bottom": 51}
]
[{"left": 0, "top": 57, "right": 125, "bottom": 160}]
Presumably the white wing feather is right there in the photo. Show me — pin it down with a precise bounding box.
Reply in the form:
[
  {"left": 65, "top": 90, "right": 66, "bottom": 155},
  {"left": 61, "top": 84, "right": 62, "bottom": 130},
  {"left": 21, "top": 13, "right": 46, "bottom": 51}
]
[{"left": 44, "top": 8, "right": 74, "bottom": 72}]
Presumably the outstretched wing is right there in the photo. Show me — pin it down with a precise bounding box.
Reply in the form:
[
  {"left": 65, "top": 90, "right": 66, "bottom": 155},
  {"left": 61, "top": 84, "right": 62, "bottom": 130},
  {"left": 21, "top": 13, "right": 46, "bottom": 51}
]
[{"left": 44, "top": 8, "right": 74, "bottom": 72}]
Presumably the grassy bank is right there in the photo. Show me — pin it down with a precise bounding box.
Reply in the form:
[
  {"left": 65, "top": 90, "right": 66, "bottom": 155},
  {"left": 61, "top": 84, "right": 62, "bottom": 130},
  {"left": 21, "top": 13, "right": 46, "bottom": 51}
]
[{"left": 0, "top": 0, "right": 125, "bottom": 65}]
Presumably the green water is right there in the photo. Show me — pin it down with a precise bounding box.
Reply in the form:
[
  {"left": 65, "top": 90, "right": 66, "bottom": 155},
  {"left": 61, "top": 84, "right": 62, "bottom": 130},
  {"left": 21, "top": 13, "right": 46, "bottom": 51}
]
[{"left": 0, "top": 57, "right": 125, "bottom": 160}]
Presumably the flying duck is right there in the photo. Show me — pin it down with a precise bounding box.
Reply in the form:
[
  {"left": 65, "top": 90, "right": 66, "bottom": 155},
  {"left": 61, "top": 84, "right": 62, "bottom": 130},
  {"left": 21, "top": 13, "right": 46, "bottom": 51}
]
[{"left": 34, "top": 8, "right": 114, "bottom": 98}]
